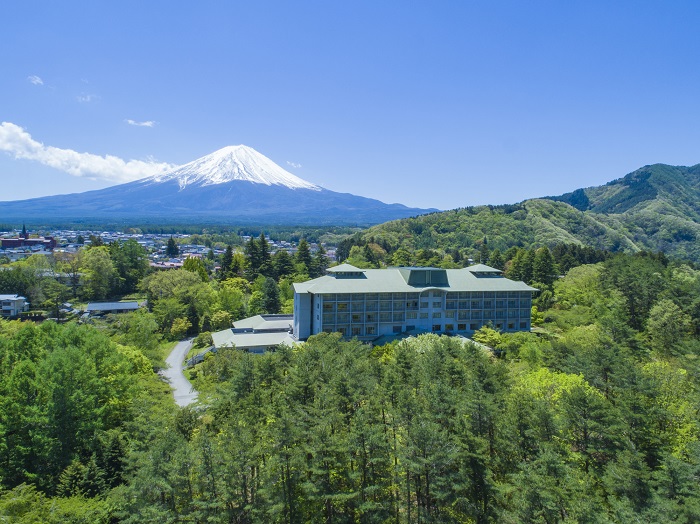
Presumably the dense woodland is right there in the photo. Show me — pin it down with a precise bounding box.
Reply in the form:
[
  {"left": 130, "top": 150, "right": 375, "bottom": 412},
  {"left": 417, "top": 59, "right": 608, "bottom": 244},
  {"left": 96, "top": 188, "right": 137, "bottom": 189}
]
[{"left": 1, "top": 230, "right": 700, "bottom": 522}]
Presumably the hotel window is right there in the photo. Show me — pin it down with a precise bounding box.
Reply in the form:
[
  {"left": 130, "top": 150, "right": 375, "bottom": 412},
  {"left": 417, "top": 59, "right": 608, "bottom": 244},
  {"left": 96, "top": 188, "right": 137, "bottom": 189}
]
[
  {"left": 445, "top": 301, "right": 456, "bottom": 309},
  {"left": 393, "top": 312, "right": 405, "bottom": 322},
  {"left": 470, "top": 323, "right": 479, "bottom": 330},
  {"left": 508, "top": 322, "right": 515, "bottom": 330},
  {"left": 366, "top": 313, "right": 377, "bottom": 322},
  {"left": 366, "top": 326, "right": 376, "bottom": 335},
  {"left": 432, "top": 324, "right": 441, "bottom": 332},
  {"left": 432, "top": 312, "right": 442, "bottom": 318},
  {"left": 393, "top": 325, "right": 402, "bottom": 333},
  {"left": 338, "top": 327, "right": 347, "bottom": 335},
  {"left": 433, "top": 291, "right": 443, "bottom": 297},
  {"left": 445, "top": 311, "right": 455, "bottom": 318},
  {"left": 420, "top": 312, "right": 429, "bottom": 319},
  {"left": 420, "top": 301, "right": 429, "bottom": 309},
  {"left": 432, "top": 301, "right": 442, "bottom": 308},
  {"left": 406, "top": 311, "right": 417, "bottom": 319},
  {"left": 351, "top": 302, "right": 363, "bottom": 311},
  {"left": 483, "top": 300, "right": 492, "bottom": 308},
  {"left": 337, "top": 302, "right": 348, "bottom": 312},
  {"left": 352, "top": 326, "right": 363, "bottom": 336},
  {"left": 520, "top": 321, "right": 528, "bottom": 329},
  {"left": 457, "top": 323, "right": 466, "bottom": 331},
  {"left": 445, "top": 324, "right": 454, "bottom": 332},
  {"left": 351, "top": 313, "right": 361, "bottom": 322},
  {"left": 379, "top": 313, "right": 391, "bottom": 322},
  {"left": 380, "top": 301, "right": 392, "bottom": 311},
  {"left": 323, "top": 303, "right": 334, "bottom": 311}
]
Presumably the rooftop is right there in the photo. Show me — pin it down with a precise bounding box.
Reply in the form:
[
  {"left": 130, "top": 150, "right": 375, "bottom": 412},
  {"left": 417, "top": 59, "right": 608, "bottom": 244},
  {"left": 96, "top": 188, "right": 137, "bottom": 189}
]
[{"left": 294, "top": 264, "right": 536, "bottom": 295}]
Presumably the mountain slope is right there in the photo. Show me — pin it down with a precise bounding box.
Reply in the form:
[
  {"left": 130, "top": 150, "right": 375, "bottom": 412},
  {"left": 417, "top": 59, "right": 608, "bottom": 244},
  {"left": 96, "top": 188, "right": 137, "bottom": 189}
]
[
  {"left": 351, "top": 163, "right": 700, "bottom": 262},
  {"left": 0, "top": 146, "right": 436, "bottom": 225}
]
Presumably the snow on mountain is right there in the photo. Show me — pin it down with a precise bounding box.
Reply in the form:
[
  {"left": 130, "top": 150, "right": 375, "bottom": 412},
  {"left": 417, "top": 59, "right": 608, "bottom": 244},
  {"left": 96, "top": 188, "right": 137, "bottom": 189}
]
[{"left": 150, "top": 145, "right": 321, "bottom": 191}]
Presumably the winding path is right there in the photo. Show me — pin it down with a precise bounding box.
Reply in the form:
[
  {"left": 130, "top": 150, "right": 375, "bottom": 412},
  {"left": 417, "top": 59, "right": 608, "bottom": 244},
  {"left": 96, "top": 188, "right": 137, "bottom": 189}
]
[{"left": 161, "top": 337, "right": 199, "bottom": 407}]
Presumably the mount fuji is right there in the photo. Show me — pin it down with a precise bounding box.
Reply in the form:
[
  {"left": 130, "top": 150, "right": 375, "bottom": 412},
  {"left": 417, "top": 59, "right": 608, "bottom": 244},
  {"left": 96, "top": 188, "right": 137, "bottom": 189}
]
[{"left": 0, "top": 145, "right": 437, "bottom": 225}]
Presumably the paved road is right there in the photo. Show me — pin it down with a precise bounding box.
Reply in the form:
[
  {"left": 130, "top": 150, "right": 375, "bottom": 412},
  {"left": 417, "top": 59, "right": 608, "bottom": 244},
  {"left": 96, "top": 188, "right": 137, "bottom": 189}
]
[{"left": 161, "top": 338, "right": 198, "bottom": 407}]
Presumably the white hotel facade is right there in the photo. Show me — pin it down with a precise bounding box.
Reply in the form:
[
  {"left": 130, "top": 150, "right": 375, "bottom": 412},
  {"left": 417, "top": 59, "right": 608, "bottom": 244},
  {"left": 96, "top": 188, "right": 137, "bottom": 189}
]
[{"left": 293, "top": 264, "right": 537, "bottom": 342}]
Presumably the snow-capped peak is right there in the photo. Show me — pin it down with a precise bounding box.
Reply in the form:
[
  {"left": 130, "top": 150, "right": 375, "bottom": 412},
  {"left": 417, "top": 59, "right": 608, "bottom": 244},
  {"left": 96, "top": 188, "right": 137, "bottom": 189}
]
[{"left": 150, "top": 145, "right": 321, "bottom": 191}]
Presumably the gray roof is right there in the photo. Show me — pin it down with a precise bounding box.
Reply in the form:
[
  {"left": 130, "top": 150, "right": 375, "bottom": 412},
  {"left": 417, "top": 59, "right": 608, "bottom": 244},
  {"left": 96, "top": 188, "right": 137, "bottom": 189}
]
[
  {"left": 467, "top": 264, "right": 502, "bottom": 273},
  {"left": 233, "top": 314, "right": 293, "bottom": 331},
  {"left": 327, "top": 263, "right": 364, "bottom": 273},
  {"left": 212, "top": 329, "right": 295, "bottom": 350},
  {"left": 0, "top": 294, "right": 25, "bottom": 300},
  {"left": 294, "top": 265, "right": 536, "bottom": 294},
  {"left": 86, "top": 301, "right": 140, "bottom": 312}
]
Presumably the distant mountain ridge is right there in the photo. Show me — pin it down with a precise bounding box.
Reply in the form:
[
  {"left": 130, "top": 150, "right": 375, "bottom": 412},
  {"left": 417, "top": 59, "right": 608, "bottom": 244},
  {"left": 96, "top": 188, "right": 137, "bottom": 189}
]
[
  {"left": 352, "top": 163, "right": 700, "bottom": 262},
  {"left": 0, "top": 146, "right": 436, "bottom": 225}
]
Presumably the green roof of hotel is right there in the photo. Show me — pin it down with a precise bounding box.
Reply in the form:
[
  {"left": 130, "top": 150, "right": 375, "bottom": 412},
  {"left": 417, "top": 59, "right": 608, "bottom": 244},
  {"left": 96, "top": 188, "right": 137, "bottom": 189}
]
[{"left": 293, "top": 265, "right": 537, "bottom": 294}]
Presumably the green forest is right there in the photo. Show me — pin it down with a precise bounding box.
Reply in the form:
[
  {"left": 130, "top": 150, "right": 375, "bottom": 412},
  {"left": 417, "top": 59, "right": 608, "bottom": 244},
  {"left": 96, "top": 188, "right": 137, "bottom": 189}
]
[
  {"left": 1, "top": 232, "right": 700, "bottom": 522},
  {"left": 337, "top": 163, "right": 700, "bottom": 264}
]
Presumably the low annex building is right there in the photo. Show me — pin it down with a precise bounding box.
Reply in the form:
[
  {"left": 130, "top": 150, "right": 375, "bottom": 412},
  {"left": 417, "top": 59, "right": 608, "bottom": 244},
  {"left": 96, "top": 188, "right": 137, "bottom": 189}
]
[
  {"left": 85, "top": 301, "right": 141, "bottom": 315},
  {"left": 211, "top": 314, "right": 294, "bottom": 354},
  {"left": 292, "top": 264, "right": 537, "bottom": 342}
]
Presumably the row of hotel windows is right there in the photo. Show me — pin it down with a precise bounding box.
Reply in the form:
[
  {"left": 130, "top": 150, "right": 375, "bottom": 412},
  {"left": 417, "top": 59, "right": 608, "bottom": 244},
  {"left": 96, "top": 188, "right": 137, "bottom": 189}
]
[
  {"left": 324, "top": 320, "right": 530, "bottom": 337},
  {"left": 323, "top": 299, "right": 530, "bottom": 313},
  {"left": 322, "top": 309, "right": 531, "bottom": 324}
]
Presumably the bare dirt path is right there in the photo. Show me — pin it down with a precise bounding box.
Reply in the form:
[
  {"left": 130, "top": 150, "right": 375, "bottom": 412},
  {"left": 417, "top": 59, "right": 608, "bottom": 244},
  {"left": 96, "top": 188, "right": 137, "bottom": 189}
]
[{"left": 161, "top": 338, "right": 198, "bottom": 407}]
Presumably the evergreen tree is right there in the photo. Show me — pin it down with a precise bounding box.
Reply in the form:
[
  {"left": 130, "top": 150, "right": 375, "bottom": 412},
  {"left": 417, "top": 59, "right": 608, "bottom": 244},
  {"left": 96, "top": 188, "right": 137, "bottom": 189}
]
[
  {"left": 261, "top": 277, "right": 281, "bottom": 314},
  {"left": 272, "top": 250, "right": 295, "bottom": 279},
  {"left": 489, "top": 248, "right": 505, "bottom": 270},
  {"left": 244, "top": 237, "right": 260, "bottom": 281},
  {"left": 165, "top": 236, "right": 179, "bottom": 258},
  {"left": 532, "top": 246, "right": 556, "bottom": 285},
  {"left": 296, "top": 238, "right": 312, "bottom": 273},
  {"left": 310, "top": 244, "right": 329, "bottom": 278},
  {"left": 219, "top": 245, "right": 233, "bottom": 281}
]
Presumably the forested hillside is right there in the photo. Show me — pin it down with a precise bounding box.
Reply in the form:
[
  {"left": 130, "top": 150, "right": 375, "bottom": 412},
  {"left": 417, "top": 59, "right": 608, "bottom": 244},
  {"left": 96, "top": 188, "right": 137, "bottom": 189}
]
[
  {"left": 339, "top": 163, "right": 700, "bottom": 263},
  {"left": 1, "top": 249, "right": 700, "bottom": 522}
]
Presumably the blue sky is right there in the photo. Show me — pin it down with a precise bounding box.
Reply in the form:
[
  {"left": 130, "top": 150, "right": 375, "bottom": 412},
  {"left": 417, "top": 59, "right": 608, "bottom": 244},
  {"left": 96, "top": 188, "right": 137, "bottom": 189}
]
[{"left": 2, "top": 1, "right": 700, "bottom": 211}]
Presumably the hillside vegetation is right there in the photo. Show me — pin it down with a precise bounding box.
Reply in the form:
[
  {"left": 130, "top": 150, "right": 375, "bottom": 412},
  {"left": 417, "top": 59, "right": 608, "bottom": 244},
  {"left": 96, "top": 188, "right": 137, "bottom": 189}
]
[
  {"left": 2, "top": 252, "right": 699, "bottom": 522},
  {"left": 344, "top": 163, "right": 700, "bottom": 262}
]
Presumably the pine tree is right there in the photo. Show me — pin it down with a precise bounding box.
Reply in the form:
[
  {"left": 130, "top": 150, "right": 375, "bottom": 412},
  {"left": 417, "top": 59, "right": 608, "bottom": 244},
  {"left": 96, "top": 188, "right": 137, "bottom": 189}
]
[
  {"left": 220, "top": 245, "right": 233, "bottom": 280},
  {"left": 166, "top": 236, "right": 179, "bottom": 258},
  {"left": 533, "top": 246, "right": 556, "bottom": 285},
  {"left": 296, "top": 239, "right": 312, "bottom": 274}
]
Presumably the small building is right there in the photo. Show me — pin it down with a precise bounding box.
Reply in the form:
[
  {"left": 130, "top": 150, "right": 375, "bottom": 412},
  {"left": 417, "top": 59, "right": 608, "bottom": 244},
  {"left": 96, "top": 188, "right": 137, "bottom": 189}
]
[
  {"left": 86, "top": 301, "right": 141, "bottom": 315},
  {"left": 211, "top": 314, "right": 295, "bottom": 354},
  {"left": 0, "top": 294, "right": 29, "bottom": 318}
]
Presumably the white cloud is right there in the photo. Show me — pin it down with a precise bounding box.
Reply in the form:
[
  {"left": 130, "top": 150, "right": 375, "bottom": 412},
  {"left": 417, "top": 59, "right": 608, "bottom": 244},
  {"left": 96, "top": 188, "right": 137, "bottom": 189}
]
[
  {"left": 76, "top": 93, "right": 99, "bottom": 103},
  {"left": 286, "top": 161, "right": 302, "bottom": 169},
  {"left": 0, "top": 122, "right": 177, "bottom": 182},
  {"left": 126, "top": 119, "right": 156, "bottom": 128},
  {"left": 27, "top": 75, "right": 44, "bottom": 85}
]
